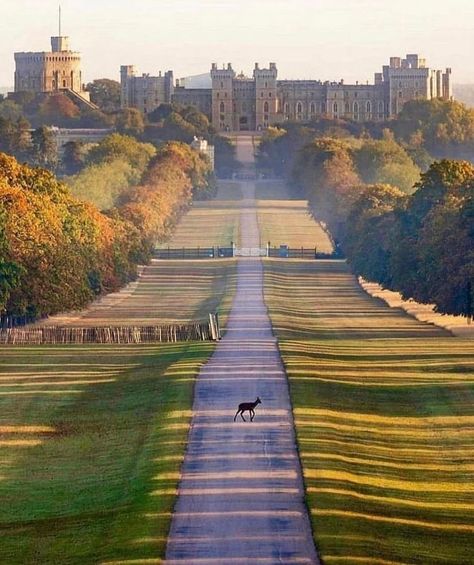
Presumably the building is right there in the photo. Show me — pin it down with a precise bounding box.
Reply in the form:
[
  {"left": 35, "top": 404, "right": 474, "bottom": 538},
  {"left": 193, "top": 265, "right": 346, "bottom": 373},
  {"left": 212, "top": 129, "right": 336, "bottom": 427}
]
[
  {"left": 47, "top": 127, "right": 114, "bottom": 155},
  {"left": 120, "top": 66, "right": 174, "bottom": 114},
  {"left": 120, "top": 54, "right": 452, "bottom": 132},
  {"left": 14, "top": 34, "right": 91, "bottom": 104}
]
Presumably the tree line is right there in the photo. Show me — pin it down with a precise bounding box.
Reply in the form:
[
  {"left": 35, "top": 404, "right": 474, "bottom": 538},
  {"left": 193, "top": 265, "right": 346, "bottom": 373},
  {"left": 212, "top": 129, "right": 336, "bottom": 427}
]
[
  {"left": 258, "top": 112, "right": 473, "bottom": 318},
  {"left": 0, "top": 141, "right": 215, "bottom": 323}
]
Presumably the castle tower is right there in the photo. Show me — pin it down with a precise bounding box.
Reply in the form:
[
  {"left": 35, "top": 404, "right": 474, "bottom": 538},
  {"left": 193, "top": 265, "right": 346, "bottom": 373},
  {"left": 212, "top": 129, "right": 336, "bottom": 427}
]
[
  {"left": 14, "top": 8, "right": 88, "bottom": 99},
  {"left": 254, "top": 63, "right": 278, "bottom": 130},
  {"left": 211, "top": 63, "right": 235, "bottom": 131}
]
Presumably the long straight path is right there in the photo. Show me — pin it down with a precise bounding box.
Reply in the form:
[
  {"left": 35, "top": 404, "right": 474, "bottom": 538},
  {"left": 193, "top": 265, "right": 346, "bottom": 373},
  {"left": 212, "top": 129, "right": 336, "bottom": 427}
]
[{"left": 165, "top": 182, "right": 319, "bottom": 564}]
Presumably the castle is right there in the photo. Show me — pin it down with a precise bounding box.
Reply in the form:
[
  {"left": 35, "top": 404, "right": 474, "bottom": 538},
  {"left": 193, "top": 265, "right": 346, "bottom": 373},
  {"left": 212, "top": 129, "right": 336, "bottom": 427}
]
[
  {"left": 121, "top": 55, "right": 453, "bottom": 131},
  {"left": 14, "top": 30, "right": 91, "bottom": 106}
]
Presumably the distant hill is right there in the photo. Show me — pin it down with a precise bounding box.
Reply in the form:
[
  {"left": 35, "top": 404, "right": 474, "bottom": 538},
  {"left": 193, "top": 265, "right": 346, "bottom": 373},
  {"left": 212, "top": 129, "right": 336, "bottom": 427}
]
[{"left": 454, "top": 85, "right": 474, "bottom": 107}]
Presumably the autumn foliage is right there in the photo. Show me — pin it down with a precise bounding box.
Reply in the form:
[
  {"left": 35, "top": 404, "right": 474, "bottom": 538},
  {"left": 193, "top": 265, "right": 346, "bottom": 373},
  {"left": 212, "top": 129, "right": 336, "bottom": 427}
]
[{"left": 0, "top": 141, "right": 214, "bottom": 319}]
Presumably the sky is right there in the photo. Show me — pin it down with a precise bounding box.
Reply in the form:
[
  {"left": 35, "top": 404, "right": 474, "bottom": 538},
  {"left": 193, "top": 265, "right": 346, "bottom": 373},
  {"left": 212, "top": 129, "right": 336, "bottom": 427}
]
[{"left": 1, "top": 0, "right": 473, "bottom": 87}]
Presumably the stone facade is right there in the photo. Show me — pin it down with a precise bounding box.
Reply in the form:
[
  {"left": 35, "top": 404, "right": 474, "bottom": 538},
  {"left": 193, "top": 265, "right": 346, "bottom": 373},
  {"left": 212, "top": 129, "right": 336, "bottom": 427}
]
[
  {"left": 120, "top": 54, "right": 453, "bottom": 132},
  {"left": 120, "top": 66, "right": 174, "bottom": 114},
  {"left": 14, "top": 35, "right": 90, "bottom": 102}
]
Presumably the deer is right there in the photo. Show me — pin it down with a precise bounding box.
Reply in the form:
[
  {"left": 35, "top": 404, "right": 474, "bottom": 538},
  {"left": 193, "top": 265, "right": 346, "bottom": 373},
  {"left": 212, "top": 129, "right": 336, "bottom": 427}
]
[{"left": 234, "top": 397, "right": 262, "bottom": 422}]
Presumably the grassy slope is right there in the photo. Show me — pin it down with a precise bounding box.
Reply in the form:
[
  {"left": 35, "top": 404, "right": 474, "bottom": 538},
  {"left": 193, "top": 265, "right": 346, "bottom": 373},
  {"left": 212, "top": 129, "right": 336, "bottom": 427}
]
[
  {"left": 260, "top": 182, "right": 474, "bottom": 564},
  {"left": 265, "top": 260, "right": 474, "bottom": 565},
  {"left": 160, "top": 181, "right": 241, "bottom": 248},
  {"left": 0, "top": 182, "right": 239, "bottom": 563},
  {"left": 0, "top": 343, "right": 213, "bottom": 564},
  {"left": 257, "top": 181, "right": 334, "bottom": 252}
]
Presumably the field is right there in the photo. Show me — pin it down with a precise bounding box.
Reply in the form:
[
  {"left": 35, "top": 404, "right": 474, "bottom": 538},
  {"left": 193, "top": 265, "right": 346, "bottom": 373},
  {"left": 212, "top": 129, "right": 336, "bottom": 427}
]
[
  {"left": 264, "top": 258, "right": 474, "bottom": 564},
  {"left": 256, "top": 181, "right": 334, "bottom": 252},
  {"left": 0, "top": 342, "right": 213, "bottom": 564},
  {"left": 159, "top": 181, "right": 242, "bottom": 248},
  {"left": 39, "top": 260, "right": 236, "bottom": 328}
]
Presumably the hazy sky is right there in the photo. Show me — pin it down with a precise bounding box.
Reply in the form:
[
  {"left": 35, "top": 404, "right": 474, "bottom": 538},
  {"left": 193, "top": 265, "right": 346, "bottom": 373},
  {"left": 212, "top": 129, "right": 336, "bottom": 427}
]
[{"left": 1, "top": 0, "right": 473, "bottom": 87}]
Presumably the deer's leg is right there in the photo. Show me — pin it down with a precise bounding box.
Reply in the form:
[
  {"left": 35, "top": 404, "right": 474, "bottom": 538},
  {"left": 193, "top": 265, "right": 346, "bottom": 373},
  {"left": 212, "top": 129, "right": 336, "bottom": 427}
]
[
  {"left": 234, "top": 409, "right": 240, "bottom": 422},
  {"left": 250, "top": 409, "right": 255, "bottom": 421},
  {"left": 240, "top": 410, "right": 246, "bottom": 422}
]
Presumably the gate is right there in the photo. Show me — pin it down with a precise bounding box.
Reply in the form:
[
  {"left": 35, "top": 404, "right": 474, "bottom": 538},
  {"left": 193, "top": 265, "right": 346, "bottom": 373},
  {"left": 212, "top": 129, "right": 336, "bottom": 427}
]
[{"left": 234, "top": 247, "right": 267, "bottom": 257}]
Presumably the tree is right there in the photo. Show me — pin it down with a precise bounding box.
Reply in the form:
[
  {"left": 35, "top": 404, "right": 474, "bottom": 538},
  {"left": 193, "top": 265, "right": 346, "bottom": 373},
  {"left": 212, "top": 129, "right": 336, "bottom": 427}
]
[
  {"left": 38, "top": 94, "right": 80, "bottom": 126},
  {"left": 30, "top": 127, "right": 58, "bottom": 170},
  {"left": 392, "top": 99, "right": 474, "bottom": 159},
  {"left": 0, "top": 99, "right": 23, "bottom": 122},
  {"left": 62, "top": 141, "right": 87, "bottom": 175},
  {"left": 354, "top": 134, "right": 420, "bottom": 194},
  {"left": 86, "top": 133, "right": 156, "bottom": 172},
  {"left": 85, "top": 79, "right": 121, "bottom": 112},
  {"left": 114, "top": 108, "right": 145, "bottom": 136}
]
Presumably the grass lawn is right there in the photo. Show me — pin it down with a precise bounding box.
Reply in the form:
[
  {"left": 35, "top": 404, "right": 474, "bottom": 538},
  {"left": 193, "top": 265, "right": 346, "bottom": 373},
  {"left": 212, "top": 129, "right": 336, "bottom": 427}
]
[
  {"left": 256, "top": 181, "right": 334, "bottom": 252},
  {"left": 39, "top": 259, "right": 237, "bottom": 328},
  {"left": 0, "top": 342, "right": 214, "bottom": 564},
  {"left": 161, "top": 181, "right": 242, "bottom": 248},
  {"left": 264, "top": 259, "right": 474, "bottom": 565}
]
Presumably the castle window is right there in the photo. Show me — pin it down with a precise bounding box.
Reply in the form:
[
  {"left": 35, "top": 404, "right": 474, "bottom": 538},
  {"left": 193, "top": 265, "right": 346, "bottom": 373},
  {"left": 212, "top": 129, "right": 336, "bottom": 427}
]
[
  {"left": 220, "top": 101, "right": 225, "bottom": 113},
  {"left": 378, "top": 101, "right": 384, "bottom": 113},
  {"left": 310, "top": 102, "right": 315, "bottom": 114},
  {"left": 297, "top": 102, "right": 303, "bottom": 114},
  {"left": 284, "top": 103, "right": 289, "bottom": 116},
  {"left": 221, "top": 81, "right": 224, "bottom": 88},
  {"left": 264, "top": 101, "right": 269, "bottom": 113},
  {"left": 321, "top": 103, "right": 326, "bottom": 114},
  {"left": 63, "top": 79, "right": 67, "bottom": 88},
  {"left": 345, "top": 102, "right": 350, "bottom": 114},
  {"left": 265, "top": 82, "right": 268, "bottom": 88},
  {"left": 269, "top": 92, "right": 272, "bottom": 97},
  {"left": 333, "top": 102, "right": 338, "bottom": 114},
  {"left": 366, "top": 101, "right": 371, "bottom": 114}
]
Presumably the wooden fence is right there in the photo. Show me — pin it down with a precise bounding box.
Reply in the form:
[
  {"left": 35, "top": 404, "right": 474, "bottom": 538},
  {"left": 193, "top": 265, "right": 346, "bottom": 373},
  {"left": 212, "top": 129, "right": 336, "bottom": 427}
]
[{"left": 0, "top": 322, "right": 214, "bottom": 346}]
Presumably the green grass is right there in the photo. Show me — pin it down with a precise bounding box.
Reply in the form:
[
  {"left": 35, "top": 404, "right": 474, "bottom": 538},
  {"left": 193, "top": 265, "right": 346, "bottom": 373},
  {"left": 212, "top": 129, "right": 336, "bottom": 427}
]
[
  {"left": 39, "top": 259, "right": 237, "bottom": 328},
  {"left": 264, "top": 259, "right": 474, "bottom": 565},
  {"left": 0, "top": 342, "right": 214, "bottom": 564},
  {"left": 161, "top": 181, "right": 242, "bottom": 248},
  {"left": 256, "top": 181, "right": 333, "bottom": 252}
]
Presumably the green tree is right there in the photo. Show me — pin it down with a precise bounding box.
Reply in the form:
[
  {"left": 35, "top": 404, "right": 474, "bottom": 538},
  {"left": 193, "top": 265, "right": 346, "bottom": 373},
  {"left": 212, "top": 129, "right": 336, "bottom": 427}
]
[
  {"left": 0, "top": 99, "right": 23, "bottom": 121},
  {"left": 86, "top": 133, "right": 156, "bottom": 172},
  {"left": 354, "top": 134, "right": 420, "bottom": 193},
  {"left": 85, "top": 79, "right": 121, "bottom": 112},
  {"left": 114, "top": 108, "right": 145, "bottom": 136},
  {"left": 30, "top": 126, "right": 58, "bottom": 170}
]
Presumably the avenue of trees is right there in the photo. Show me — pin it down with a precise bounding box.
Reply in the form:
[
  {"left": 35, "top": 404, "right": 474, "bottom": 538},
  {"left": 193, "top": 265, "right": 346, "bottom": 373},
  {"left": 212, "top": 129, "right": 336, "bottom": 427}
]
[
  {"left": 259, "top": 110, "right": 474, "bottom": 317},
  {"left": 0, "top": 141, "right": 215, "bottom": 321}
]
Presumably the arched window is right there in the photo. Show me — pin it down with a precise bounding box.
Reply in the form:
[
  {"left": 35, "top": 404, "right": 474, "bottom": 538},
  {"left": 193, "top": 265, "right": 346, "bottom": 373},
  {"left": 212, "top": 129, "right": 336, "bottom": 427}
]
[
  {"left": 333, "top": 102, "right": 338, "bottom": 114},
  {"left": 264, "top": 101, "right": 269, "bottom": 113},
  {"left": 63, "top": 79, "right": 67, "bottom": 88},
  {"left": 297, "top": 102, "right": 303, "bottom": 114},
  {"left": 378, "top": 100, "right": 384, "bottom": 114},
  {"left": 345, "top": 102, "right": 350, "bottom": 114},
  {"left": 310, "top": 102, "right": 316, "bottom": 115},
  {"left": 220, "top": 101, "right": 225, "bottom": 113},
  {"left": 353, "top": 101, "right": 359, "bottom": 113},
  {"left": 366, "top": 101, "right": 371, "bottom": 114},
  {"left": 321, "top": 102, "right": 326, "bottom": 114},
  {"left": 284, "top": 103, "right": 289, "bottom": 116}
]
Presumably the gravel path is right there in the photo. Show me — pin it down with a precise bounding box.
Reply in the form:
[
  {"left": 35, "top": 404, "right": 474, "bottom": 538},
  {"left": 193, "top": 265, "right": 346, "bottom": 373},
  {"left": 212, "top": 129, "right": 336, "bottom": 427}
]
[{"left": 165, "top": 182, "right": 319, "bottom": 564}]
